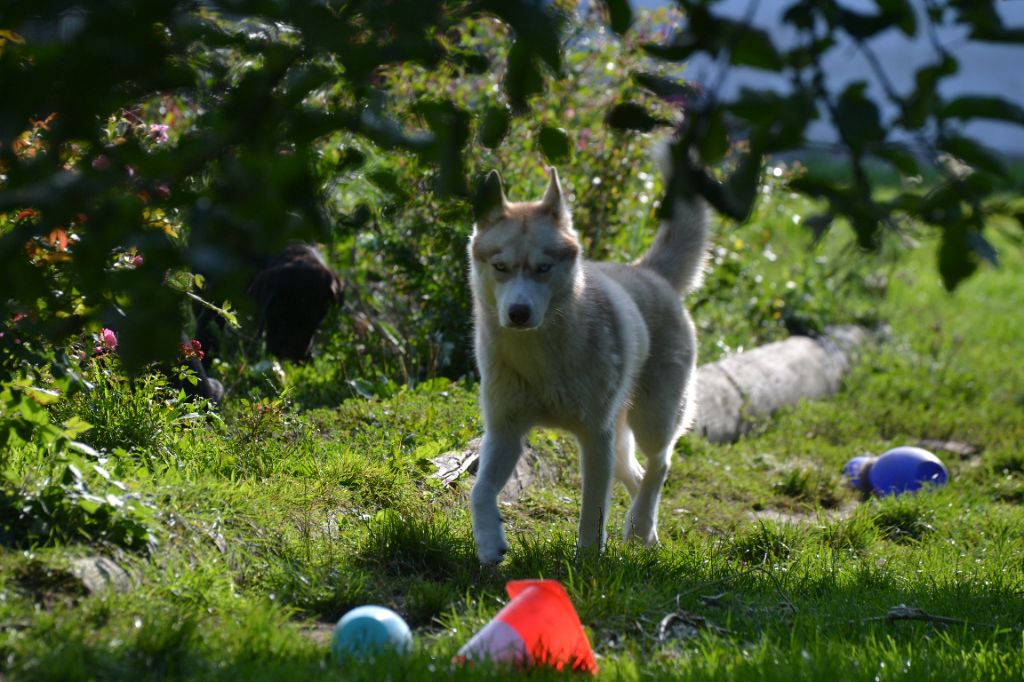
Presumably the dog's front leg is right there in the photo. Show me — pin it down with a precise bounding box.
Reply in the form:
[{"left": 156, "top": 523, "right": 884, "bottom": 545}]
[
  {"left": 471, "top": 429, "right": 526, "bottom": 564},
  {"left": 577, "top": 426, "right": 616, "bottom": 555}
]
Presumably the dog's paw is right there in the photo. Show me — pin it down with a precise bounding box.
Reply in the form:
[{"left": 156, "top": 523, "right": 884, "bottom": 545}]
[
  {"left": 573, "top": 544, "right": 604, "bottom": 564},
  {"left": 475, "top": 533, "right": 509, "bottom": 566},
  {"left": 623, "top": 512, "right": 660, "bottom": 546}
]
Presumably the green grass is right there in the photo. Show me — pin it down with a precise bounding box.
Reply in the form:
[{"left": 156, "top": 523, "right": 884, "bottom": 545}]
[{"left": 1, "top": 199, "right": 1023, "bottom": 680}]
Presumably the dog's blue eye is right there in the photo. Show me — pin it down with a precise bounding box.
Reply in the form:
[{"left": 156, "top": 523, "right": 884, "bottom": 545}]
[
  {"left": 535, "top": 263, "right": 552, "bottom": 274},
  {"left": 492, "top": 262, "right": 507, "bottom": 272}
]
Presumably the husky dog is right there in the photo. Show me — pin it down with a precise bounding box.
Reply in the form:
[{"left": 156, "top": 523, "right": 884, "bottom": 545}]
[{"left": 468, "top": 156, "right": 710, "bottom": 565}]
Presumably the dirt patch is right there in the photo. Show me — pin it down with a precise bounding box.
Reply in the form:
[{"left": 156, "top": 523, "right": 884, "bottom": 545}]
[
  {"left": 916, "top": 439, "right": 982, "bottom": 460},
  {"left": 301, "top": 620, "right": 336, "bottom": 647},
  {"left": 751, "top": 504, "right": 856, "bottom": 526}
]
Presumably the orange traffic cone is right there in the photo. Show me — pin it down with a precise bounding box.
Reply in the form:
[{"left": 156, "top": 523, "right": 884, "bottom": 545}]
[{"left": 457, "top": 579, "right": 597, "bottom": 674}]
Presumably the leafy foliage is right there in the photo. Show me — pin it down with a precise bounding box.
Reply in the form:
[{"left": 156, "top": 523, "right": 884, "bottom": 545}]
[
  {"left": 0, "top": 460, "right": 157, "bottom": 553},
  {"left": 3, "top": 0, "right": 1020, "bottom": 385},
  {"left": 0, "top": 0, "right": 568, "bottom": 375},
  {"left": 626, "top": 0, "right": 1022, "bottom": 290}
]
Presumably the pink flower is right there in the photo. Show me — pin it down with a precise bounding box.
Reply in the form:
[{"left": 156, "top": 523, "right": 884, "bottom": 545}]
[
  {"left": 577, "top": 128, "right": 591, "bottom": 150},
  {"left": 94, "top": 327, "right": 118, "bottom": 355},
  {"left": 180, "top": 339, "right": 205, "bottom": 361},
  {"left": 148, "top": 123, "right": 170, "bottom": 144},
  {"left": 132, "top": 255, "right": 144, "bottom": 267}
]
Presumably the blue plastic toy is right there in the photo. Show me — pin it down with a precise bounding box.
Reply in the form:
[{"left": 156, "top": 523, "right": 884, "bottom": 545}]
[
  {"left": 843, "top": 446, "right": 949, "bottom": 496},
  {"left": 332, "top": 605, "right": 412, "bottom": 660}
]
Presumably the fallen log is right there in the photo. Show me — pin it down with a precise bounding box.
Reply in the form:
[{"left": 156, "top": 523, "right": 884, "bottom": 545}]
[
  {"left": 694, "top": 325, "right": 872, "bottom": 443},
  {"left": 433, "top": 325, "right": 874, "bottom": 484}
]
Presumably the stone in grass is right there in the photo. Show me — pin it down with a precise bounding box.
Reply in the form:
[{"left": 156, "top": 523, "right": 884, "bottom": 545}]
[
  {"left": 432, "top": 438, "right": 556, "bottom": 504},
  {"left": 68, "top": 556, "right": 134, "bottom": 595}
]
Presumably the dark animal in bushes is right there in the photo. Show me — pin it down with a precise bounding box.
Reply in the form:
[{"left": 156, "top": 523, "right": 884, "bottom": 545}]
[
  {"left": 188, "top": 244, "right": 342, "bottom": 400},
  {"left": 248, "top": 244, "right": 344, "bottom": 362}
]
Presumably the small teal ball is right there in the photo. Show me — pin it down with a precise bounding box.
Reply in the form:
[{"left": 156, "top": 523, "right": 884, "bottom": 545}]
[{"left": 332, "top": 605, "right": 412, "bottom": 660}]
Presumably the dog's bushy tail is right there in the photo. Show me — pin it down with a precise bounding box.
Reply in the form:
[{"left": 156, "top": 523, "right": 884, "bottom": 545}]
[{"left": 635, "top": 146, "right": 711, "bottom": 294}]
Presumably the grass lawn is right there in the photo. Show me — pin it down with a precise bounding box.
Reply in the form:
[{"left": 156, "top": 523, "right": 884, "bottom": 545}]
[{"left": 1, "top": 197, "right": 1022, "bottom": 680}]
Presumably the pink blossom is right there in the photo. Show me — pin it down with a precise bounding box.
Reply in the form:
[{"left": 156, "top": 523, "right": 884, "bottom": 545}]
[
  {"left": 180, "top": 339, "right": 205, "bottom": 361},
  {"left": 148, "top": 123, "right": 170, "bottom": 144},
  {"left": 577, "top": 128, "right": 591, "bottom": 150},
  {"left": 94, "top": 327, "right": 118, "bottom": 355},
  {"left": 132, "top": 255, "right": 144, "bottom": 267}
]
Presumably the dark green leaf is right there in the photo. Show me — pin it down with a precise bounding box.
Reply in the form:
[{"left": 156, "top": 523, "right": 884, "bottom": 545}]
[
  {"left": 641, "top": 37, "right": 699, "bottom": 63},
  {"left": 726, "top": 88, "right": 815, "bottom": 151},
  {"left": 482, "top": 0, "right": 563, "bottom": 71},
  {"left": 901, "top": 56, "right": 958, "bottom": 129},
  {"left": 633, "top": 72, "right": 692, "bottom": 103},
  {"left": 600, "top": 0, "right": 633, "bottom": 36},
  {"left": 876, "top": 147, "right": 920, "bottom": 176},
  {"left": 478, "top": 105, "right": 511, "bottom": 149},
  {"left": 414, "top": 100, "right": 471, "bottom": 196},
  {"left": 731, "top": 27, "right": 783, "bottom": 70},
  {"left": 782, "top": 2, "right": 815, "bottom": 30},
  {"left": 784, "top": 36, "right": 836, "bottom": 69},
  {"left": 504, "top": 41, "right": 545, "bottom": 113},
  {"left": 368, "top": 170, "right": 403, "bottom": 196},
  {"left": 336, "top": 148, "right": 366, "bottom": 174},
  {"left": 953, "top": 1, "right": 1024, "bottom": 43},
  {"left": 804, "top": 213, "right": 835, "bottom": 243},
  {"left": 969, "top": 26, "right": 1024, "bottom": 43},
  {"left": 606, "top": 102, "right": 667, "bottom": 132},
  {"left": 697, "top": 110, "right": 729, "bottom": 165},
  {"left": 878, "top": 0, "right": 917, "bottom": 35},
  {"left": 450, "top": 49, "right": 490, "bottom": 75},
  {"left": 836, "top": 82, "right": 885, "bottom": 153},
  {"left": 938, "top": 221, "right": 978, "bottom": 291},
  {"left": 788, "top": 173, "right": 840, "bottom": 200},
  {"left": 835, "top": 8, "right": 894, "bottom": 39},
  {"left": 940, "top": 96, "right": 1024, "bottom": 125},
  {"left": 538, "top": 126, "right": 572, "bottom": 164},
  {"left": 723, "top": 147, "right": 764, "bottom": 221},
  {"left": 967, "top": 231, "right": 999, "bottom": 266},
  {"left": 692, "top": 143, "right": 764, "bottom": 222},
  {"left": 850, "top": 208, "right": 882, "bottom": 251}
]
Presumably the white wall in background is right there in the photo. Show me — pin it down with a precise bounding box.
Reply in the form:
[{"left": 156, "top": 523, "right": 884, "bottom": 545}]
[{"left": 633, "top": 0, "right": 1024, "bottom": 155}]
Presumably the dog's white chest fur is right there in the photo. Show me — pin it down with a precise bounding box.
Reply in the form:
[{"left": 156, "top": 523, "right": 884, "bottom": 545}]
[{"left": 476, "top": 270, "right": 645, "bottom": 431}]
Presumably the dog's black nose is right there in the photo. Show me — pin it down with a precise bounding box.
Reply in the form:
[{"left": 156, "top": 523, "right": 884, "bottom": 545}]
[{"left": 507, "top": 303, "right": 532, "bottom": 327}]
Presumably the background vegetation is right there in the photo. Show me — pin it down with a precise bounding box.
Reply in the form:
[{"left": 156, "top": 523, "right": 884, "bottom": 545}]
[{"left": 0, "top": 0, "right": 1022, "bottom": 679}]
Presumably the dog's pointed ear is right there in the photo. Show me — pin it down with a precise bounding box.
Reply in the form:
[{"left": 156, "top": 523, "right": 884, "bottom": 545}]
[
  {"left": 473, "top": 170, "right": 507, "bottom": 226},
  {"left": 540, "top": 166, "right": 566, "bottom": 215}
]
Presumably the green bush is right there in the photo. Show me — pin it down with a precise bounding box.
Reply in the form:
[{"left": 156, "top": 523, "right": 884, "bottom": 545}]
[{"left": 5, "top": 1, "right": 1019, "bottom": 397}]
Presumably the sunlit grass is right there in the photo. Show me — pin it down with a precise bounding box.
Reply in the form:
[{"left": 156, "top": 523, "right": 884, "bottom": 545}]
[{"left": 1, "top": 200, "right": 1022, "bottom": 680}]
